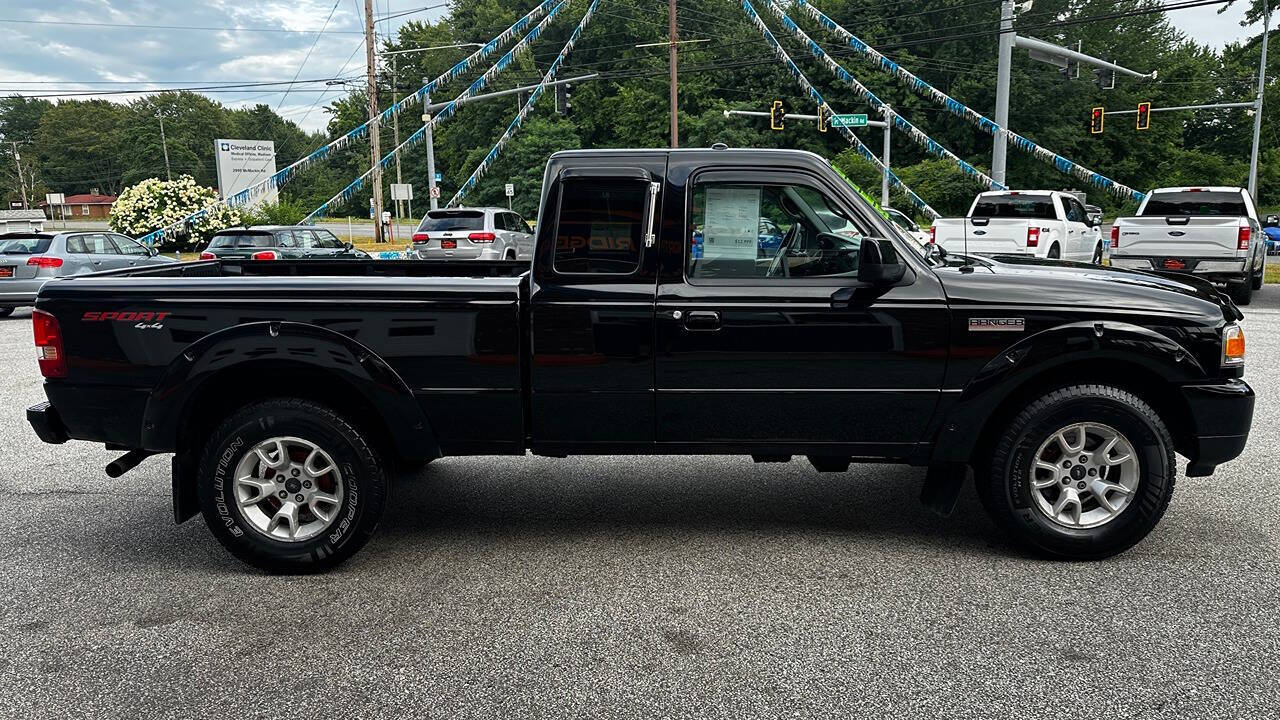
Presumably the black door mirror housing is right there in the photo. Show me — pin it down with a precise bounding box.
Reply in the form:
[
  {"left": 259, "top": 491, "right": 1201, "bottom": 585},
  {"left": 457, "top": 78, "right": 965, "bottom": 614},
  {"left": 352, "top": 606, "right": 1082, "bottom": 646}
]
[
  {"left": 857, "top": 237, "right": 907, "bottom": 285},
  {"left": 148, "top": 246, "right": 159, "bottom": 256},
  {"left": 343, "top": 241, "right": 354, "bottom": 252}
]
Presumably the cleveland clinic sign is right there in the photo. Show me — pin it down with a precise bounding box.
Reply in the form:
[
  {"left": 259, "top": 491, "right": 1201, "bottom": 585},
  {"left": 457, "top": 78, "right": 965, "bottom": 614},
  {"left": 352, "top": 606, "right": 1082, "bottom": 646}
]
[{"left": 214, "top": 139, "right": 278, "bottom": 206}]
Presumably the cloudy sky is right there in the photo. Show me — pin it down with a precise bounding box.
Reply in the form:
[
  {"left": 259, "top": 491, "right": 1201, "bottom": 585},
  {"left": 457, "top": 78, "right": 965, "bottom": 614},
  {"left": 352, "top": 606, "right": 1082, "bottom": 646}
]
[{"left": 0, "top": 0, "right": 1260, "bottom": 135}]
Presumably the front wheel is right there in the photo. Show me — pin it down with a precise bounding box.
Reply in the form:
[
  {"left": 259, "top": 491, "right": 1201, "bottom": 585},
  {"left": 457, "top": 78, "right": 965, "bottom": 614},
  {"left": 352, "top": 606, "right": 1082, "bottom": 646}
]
[
  {"left": 1091, "top": 243, "right": 1103, "bottom": 265},
  {"left": 197, "top": 398, "right": 388, "bottom": 573},
  {"left": 978, "top": 385, "right": 1176, "bottom": 560}
]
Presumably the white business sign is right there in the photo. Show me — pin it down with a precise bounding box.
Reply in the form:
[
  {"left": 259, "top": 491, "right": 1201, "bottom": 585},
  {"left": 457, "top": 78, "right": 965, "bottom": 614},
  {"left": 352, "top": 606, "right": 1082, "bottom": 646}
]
[
  {"left": 214, "top": 139, "right": 278, "bottom": 207},
  {"left": 391, "top": 183, "right": 414, "bottom": 200},
  {"left": 504, "top": 183, "right": 514, "bottom": 197}
]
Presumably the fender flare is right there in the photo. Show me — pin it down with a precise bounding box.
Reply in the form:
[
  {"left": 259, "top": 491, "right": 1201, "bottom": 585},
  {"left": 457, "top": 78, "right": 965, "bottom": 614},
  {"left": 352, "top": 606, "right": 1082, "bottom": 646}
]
[
  {"left": 141, "top": 321, "right": 439, "bottom": 461},
  {"left": 930, "top": 320, "right": 1204, "bottom": 464}
]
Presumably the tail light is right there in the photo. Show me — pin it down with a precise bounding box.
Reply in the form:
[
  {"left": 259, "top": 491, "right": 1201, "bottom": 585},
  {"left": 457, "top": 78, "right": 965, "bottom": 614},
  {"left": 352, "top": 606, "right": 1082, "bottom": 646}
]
[
  {"left": 468, "top": 232, "right": 496, "bottom": 243},
  {"left": 1238, "top": 224, "right": 1250, "bottom": 250},
  {"left": 1110, "top": 224, "right": 1120, "bottom": 248},
  {"left": 928, "top": 226, "right": 936, "bottom": 244},
  {"left": 27, "top": 256, "right": 64, "bottom": 268},
  {"left": 412, "top": 232, "right": 429, "bottom": 243},
  {"left": 33, "top": 310, "right": 67, "bottom": 378},
  {"left": 199, "top": 251, "right": 215, "bottom": 260},
  {"left": 1026, "top": 227, "right": 1040, "bottom": 248},
  {"left": 251, "top": 250, "right": 278, "bottom": 261}
]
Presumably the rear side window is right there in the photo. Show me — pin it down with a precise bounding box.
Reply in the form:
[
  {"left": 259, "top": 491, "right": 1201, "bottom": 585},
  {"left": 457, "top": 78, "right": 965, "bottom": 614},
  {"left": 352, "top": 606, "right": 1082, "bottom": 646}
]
[
  {"left": 1142, "top": 191, "right": 1247, "bottom": 217},
  {"left": 419, "top": 211, "right": 484, "bottom": 232},
  {"left": 553, "top": 180, "right": 645, "bottom": 275},
  {"left": 972, "top": 195, "right": 1057, "bottom": 220}
]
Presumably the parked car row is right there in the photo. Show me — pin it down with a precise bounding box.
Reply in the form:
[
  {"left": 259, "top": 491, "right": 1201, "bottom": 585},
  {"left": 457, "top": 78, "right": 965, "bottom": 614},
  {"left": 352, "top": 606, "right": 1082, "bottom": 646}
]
[{"left": 1, "top": 231, "right": 175, "bottom": 317}]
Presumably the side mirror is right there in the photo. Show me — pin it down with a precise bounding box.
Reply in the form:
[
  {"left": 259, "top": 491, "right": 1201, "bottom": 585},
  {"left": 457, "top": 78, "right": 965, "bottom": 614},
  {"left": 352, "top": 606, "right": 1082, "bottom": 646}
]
[
  {"left": 148, "top": 246, "right": 158, "bottom": 256},
  {"left": 343, "top": 241, "right": 354, "bottom": 251},
  {"left": 924, "top": 242, "right": 949, "bottom": 264},
  {"left": 858, "top": 237, "right": 907, "bottom": 285},
  {"left": 1266, "top": 215, "right": 1279, "bottom": 228}
]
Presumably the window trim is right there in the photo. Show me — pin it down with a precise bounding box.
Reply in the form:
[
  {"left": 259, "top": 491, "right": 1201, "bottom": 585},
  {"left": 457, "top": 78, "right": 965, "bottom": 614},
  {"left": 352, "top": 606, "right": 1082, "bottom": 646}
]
[
  {"left": 683, "top": 168, "right": 893, "bottom": 287},
  {"left": 549, "top": 175, "right": 651, "bottom": 278}
]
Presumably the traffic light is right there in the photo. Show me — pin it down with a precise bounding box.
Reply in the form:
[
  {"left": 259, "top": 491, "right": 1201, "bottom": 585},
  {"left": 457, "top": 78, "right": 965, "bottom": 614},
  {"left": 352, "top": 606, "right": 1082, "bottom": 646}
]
[
  {"left": 1136, "top": 101, "right": 1151, "bottom": 131},
  {"left": 1059, "top": 58, "right": 1079, "bottom": 81},
  {"left": 1094, "top": 64, "right": 1115, "bottom": 90},
  {"left": 770, "top": 100, "right": 785, "bottom": 131},
  {"left": 817, "top": 104, "right": 829, "bottom": 133},
  {"left": 555, "top": 83, "right": 572, "bottom": 115},
  {"left": 1090, "top": 107, "right": 1104, "bottom": 135}
]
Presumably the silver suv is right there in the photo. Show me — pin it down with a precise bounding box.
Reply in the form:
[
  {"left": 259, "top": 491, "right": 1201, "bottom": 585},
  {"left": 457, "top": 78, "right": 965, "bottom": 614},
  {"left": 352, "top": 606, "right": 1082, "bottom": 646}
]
[
  {"left": 409, "top": 207, "right": 533, "bottom": 261},
  {"left": 0, "top": 231, "right": 174, "bottom": 316}
]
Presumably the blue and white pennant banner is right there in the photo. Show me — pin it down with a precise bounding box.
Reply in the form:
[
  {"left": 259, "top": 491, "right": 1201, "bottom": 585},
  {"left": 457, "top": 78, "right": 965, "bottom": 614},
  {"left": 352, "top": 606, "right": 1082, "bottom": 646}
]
[
  {"left": 138, "top": 0, "right": 558, "bottom": 244},
  {"left": 447, "top": 0, "right": 603, "bottom": 208},
  {"left": 765, "top": 0, "right": 1004, "bottom": 191},
  {"left": 740, "top": 0, "right": 940, "bottom": 218},
  {"left": 303, "top": 0, "right": 575, "bottom": 223},
  {"left": 792, "top": 0, "right": 1144, "bottom": 202}
]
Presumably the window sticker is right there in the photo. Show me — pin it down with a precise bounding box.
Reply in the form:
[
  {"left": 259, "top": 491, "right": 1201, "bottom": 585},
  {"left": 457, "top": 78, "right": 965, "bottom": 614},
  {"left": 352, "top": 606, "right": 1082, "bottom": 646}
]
[{"left": 702, "top": 187, "right": 761, "bottom": 260}]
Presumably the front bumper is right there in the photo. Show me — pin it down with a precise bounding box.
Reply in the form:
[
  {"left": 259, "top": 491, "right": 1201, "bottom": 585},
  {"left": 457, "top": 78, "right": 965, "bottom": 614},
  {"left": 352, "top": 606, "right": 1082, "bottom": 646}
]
[
  {"left": 27, "top": 402, "right": 69, "bottom": 444},
  {"left": 1179, "top": 378, "right": 1254, "bottom": 476}
]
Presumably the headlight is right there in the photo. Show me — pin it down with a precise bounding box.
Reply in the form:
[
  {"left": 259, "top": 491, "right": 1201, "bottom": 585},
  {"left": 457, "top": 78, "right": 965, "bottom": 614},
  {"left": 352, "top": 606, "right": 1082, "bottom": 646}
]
[{"left": 1222, "top": 323, "right": 1246, "bottom": 367}]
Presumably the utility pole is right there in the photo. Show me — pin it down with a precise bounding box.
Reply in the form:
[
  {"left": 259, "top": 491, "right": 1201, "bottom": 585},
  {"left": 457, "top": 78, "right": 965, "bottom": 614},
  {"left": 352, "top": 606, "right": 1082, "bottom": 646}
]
[
  {"left": 424, "top": 77, "right": 439, "bottom": 212},
  {"left": 10, "top": 141, "right": 28, "bottom": 209},
  {"left": 365, "top": 0, "right": 384, "bottom": 243},
  {"left": 1249, "top": 2, "right": 1271, "bottom": 201},
  {"left": 992, "top": 0, "right": 1014, "bottom": 186},
  {"left": 882, "top": 107, "right": 892, "bottom": 208},
  {"left": 668, "top": 0, "right": 679, "bottom": 148},
  {"left": 157, "top": 111, "right": 172, "bottom": 181},
  {"left": 391, "top": 54, "right": 403, "bottom": 223}
]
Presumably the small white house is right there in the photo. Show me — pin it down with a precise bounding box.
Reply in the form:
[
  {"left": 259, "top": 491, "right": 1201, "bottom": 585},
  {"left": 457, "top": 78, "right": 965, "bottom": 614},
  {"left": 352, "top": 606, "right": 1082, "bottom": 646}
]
[{"left": 0, "top": 210, "right": 46, "bottom": 234}]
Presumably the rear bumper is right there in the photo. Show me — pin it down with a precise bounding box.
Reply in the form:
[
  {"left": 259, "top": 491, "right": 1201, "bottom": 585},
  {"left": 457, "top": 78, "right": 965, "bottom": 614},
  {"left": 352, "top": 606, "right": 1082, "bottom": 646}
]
[
  {"left": 26, "top": 402, "right": 69, "bottom": 444},
  {"left": 1179, "top": 378, "right": 1254, "bottom": 476},
  {"left": 38, "top": 383, "right": 149, "bottom": 448},
  {"left": 0, "top": 279, "right": 46, "bottom": 306},
  {"left": 1111, "top": 256, "right": 1248, "bottom": 281}
]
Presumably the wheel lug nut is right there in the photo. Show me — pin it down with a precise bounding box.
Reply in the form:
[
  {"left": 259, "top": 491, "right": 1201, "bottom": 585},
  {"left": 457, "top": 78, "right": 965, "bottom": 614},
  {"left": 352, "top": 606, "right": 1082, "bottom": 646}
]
[
  {"left": 1062, "top": 461, "right": 1072, "bottom": 469},
  {"left": 1061, "top": 478, "right": 1070, "bottom": 485},
  {"left": 1088, "top": 468, "right": 1097, "bottom": 476},
  {"left": 291, "top": 469, "right": 301, "bottom": 477},
  {"left": 303, "top": 480, "right": 312, "bottom": 488},
  {"left": 1079, "top": 456, "right": 1088, "bottom": 463},
  {"left": 278, "top": 490, "right": 287, "bottom": 498},
  {"left": 1077, "top": 481, "right": 1086, "bottom": 490},
  {"left": 295, "top": 494, "right": 305, "bottom": 502}
]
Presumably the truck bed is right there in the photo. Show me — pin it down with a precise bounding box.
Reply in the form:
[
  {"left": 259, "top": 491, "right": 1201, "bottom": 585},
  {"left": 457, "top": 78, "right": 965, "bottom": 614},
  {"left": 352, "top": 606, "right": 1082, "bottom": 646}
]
[{"left": 36, "top": 258, "right": 531, "bottom": 457}]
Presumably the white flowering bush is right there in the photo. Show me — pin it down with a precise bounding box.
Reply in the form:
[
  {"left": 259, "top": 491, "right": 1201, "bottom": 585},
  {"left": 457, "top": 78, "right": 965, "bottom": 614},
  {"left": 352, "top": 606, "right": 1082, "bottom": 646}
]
[{"left": 109, "top": 175, "right": 241, "bottom": 248}]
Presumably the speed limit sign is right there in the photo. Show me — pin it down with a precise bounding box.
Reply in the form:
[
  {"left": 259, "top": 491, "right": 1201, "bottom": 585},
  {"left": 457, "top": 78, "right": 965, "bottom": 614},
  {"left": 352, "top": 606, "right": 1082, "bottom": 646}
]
[{"left": 429, "top": 186, "right": 441, "bottom": 199}]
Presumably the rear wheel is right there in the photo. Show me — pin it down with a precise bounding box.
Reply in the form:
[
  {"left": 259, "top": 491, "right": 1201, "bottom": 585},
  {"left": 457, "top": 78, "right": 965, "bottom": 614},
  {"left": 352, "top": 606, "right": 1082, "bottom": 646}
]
[
  {"left": 0, "top": 307, "right": 13, "bottom": 318},
  {"left": 1047, "top": 244, "right": 1060, "bottom": 260},
  {"left": 197, "top": 398, "right": 388, "bottom": 573},
  {"left": 978, "top": 384, "right": 1175, "bottom": 560},
  {"left": 504, "top": 248, "right": 516, "bottom": 260}
]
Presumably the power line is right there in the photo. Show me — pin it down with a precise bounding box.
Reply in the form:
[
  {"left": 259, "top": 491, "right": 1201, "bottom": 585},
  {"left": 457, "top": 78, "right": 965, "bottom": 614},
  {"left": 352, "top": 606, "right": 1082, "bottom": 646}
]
[
  {"left": 277, "top": 0, "right": 344, "bottom": 110},
  {"left": 0, "top": 18, "right": 363, "bottom": 34}
]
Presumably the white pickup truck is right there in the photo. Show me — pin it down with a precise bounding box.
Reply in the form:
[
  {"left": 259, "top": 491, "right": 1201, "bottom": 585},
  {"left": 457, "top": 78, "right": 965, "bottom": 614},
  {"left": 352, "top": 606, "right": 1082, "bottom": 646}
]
[
  {"left": 1110, "top": 186, "right": 1266, "bottom": 306},
  {"left": 929, "top": 190, "right": 1104, "bottom": 263}
]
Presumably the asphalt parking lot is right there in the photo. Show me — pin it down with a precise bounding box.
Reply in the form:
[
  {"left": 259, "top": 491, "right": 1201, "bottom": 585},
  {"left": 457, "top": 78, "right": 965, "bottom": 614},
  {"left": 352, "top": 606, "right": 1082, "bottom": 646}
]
[{"left": 2, "top": 291, "right": 1278, "bottom": 719}]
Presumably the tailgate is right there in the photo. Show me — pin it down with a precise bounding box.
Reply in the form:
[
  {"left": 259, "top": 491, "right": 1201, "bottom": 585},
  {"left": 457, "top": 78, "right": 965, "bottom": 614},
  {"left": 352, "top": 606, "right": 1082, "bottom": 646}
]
[
  {"left": 937, "top": 219, "right": 1033, "bottom": 255},
  {"left": 1115, "top": 216, "right": 1243, "bottom": 257}
]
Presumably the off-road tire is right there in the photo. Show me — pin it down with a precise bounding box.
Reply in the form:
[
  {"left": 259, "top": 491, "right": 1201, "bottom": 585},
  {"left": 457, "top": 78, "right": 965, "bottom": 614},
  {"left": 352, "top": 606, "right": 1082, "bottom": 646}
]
[
  {"left": 197, "top": 398, "right": 388, "bottom": 573},
  {"left": 978, "top": 384, "right": 1176, "bottom": 560}
]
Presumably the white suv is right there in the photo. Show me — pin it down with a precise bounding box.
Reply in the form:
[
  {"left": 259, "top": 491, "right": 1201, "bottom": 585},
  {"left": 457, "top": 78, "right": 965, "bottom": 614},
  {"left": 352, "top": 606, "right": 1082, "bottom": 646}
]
[{"left": 409, "top": 207, "right": 534, "bottom": 261}]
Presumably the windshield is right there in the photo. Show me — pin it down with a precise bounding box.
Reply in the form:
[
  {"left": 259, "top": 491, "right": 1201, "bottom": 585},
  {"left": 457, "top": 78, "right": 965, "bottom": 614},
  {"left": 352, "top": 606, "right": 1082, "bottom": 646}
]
[
  {"left": 972, "top": 195, "right": 1057, "bottom": 220},
  {"left": 0, "top": 236, "right": 53, "bottom": 254},
  {"left": 1142, "top": 191, "right": 1247, "bottom": 217},
  {"left": 209, "top": 233, "right": 275, "bottom": 249},
  {"left": 418, "top": 211, "right": 484, "bottom": 232}
]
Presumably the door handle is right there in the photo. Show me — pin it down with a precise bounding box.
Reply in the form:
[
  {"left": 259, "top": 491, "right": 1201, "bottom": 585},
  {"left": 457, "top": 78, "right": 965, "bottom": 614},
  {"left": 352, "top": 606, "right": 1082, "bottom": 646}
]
[{"left": 683, "top": 310, "right": 721, "bottom": 331}]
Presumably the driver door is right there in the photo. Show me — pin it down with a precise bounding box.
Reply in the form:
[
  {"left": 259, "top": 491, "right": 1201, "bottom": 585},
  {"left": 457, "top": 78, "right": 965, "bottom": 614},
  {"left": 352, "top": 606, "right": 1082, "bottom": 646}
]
[{"left": 655, "top": 170, "right": 950, "bottom": 453}]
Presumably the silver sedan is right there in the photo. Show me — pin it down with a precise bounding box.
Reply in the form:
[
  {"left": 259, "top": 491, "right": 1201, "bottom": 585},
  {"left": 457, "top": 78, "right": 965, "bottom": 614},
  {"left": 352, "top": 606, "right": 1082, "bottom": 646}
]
[{"left": 0, "top": 231, "right": 174, "bottom": 316}]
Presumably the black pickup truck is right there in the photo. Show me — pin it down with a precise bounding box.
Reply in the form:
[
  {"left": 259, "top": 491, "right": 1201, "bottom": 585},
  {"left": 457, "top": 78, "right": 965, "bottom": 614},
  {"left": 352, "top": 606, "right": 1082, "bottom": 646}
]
[{"left": 26, "top": 148, "right": 1254, "bottom": 572}]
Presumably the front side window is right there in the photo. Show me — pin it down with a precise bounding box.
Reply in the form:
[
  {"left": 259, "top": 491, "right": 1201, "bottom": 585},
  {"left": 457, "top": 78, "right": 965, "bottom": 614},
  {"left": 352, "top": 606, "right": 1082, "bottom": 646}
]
[
  {"left": 688, "top": 181, "right": 866, "bottom": 280},
  {"left": 553, "top": 180, "right": 645, "bottom": 275}
]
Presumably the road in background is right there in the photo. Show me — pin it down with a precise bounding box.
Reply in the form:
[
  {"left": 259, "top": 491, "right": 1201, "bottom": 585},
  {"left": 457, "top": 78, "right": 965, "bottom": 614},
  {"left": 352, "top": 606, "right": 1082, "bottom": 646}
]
[
  {"left": 46, "top": 218, "right": 415, "bottom": 244},
  {"left": 1, "top": 292, "right": 1278, "bottom": 717}
]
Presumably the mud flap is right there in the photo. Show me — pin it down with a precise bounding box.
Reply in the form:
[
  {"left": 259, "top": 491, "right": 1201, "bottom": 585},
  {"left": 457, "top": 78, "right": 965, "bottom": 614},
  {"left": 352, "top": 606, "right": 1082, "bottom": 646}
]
[
  {"left": 921, "top": 462, "right": 969, "bottom": 517},
  {"left": 172, "top": 453, "right": 199, "bottom": 524}
]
